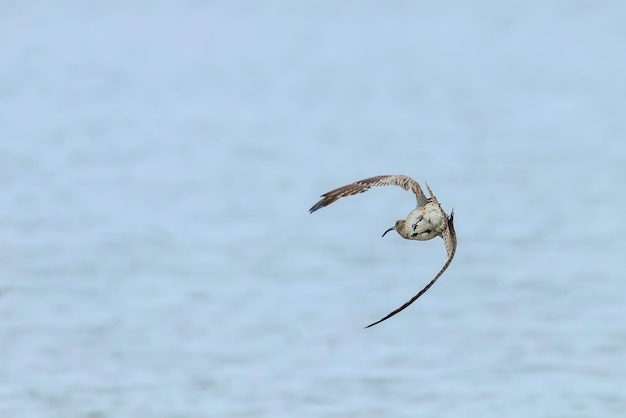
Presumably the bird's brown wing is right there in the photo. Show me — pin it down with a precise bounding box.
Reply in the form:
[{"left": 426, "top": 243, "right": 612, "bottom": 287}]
[
  {"left": 365, "top": 211, "right": 457, "bottom": 328},
  {"left": 309, "top": 175, "right": 428, "bottom": 213}
]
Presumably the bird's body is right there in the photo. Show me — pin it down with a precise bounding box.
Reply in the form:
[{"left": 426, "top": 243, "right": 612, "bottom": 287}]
[
  {"left": 397, "top": 202, "right": 448, "bottom": 241},
  {"left": 309, "top": 174, "right": 456, "bottom": 328}
]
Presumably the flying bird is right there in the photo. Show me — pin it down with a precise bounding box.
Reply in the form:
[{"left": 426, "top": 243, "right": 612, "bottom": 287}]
[{"left": 309, "top": 175, "right": 456, "bottom": 328}]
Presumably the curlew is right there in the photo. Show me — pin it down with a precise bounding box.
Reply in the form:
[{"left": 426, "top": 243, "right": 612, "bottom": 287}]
[{"left": 309, "top": 175, "right": 456, "bottom": 328}]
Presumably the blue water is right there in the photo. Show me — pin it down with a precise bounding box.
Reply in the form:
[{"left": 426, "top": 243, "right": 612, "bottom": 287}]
[{"left": 1, "top": 1, "right": 625, "bottom": 417}]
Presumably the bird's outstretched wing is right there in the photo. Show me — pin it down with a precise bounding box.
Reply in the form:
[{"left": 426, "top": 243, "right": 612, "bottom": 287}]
[
  {"left": 365, "top": 211, "right": 457, "bottom": 328},
  {"left": 309, "top": 175, "right": 428, "bottom": 213}
]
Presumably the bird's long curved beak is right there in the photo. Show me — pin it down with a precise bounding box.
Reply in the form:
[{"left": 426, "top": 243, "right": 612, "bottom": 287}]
[{"left": 382, "top": 226, "right": 394, "bottom": 237}]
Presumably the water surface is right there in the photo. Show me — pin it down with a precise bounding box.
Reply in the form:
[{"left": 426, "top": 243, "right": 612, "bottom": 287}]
[{"left": 0, "top": 1, "right": 625, "bottom": 417}]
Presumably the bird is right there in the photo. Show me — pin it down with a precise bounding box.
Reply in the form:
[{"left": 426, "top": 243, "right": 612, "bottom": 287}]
[{"left": 309, "top": 175, "right": 456, "bottom": 328}]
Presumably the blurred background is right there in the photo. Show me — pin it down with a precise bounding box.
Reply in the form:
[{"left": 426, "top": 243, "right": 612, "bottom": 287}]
[{"left": 0, "top": 1, "right": 625, "bottom": 417}]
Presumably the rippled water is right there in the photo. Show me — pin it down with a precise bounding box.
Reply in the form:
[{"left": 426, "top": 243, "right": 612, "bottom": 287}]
[{"left": 1, "top": 1, "right": 625, "bottom": 417}]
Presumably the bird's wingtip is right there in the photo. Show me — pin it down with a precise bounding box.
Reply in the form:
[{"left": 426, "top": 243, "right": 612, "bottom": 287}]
[
  {"left": 364, "top": 318, "right": 384, "bottom": 328},
  {"left": 309, "top": 200, "right": 324, "bottom": 213}
]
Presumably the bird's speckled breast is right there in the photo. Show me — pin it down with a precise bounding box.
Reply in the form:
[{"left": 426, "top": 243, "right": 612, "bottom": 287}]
[{"left": 403, "top": 202, "right": 447, "bottom": 241}]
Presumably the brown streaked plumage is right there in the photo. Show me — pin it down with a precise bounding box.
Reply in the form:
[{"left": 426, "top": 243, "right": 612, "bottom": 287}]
[
  {"left": 309, "top": 174, "right": 457, "bottom": 328},
  {"left": 309, "top": 175, "right": 429, "bottom": 213}
]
